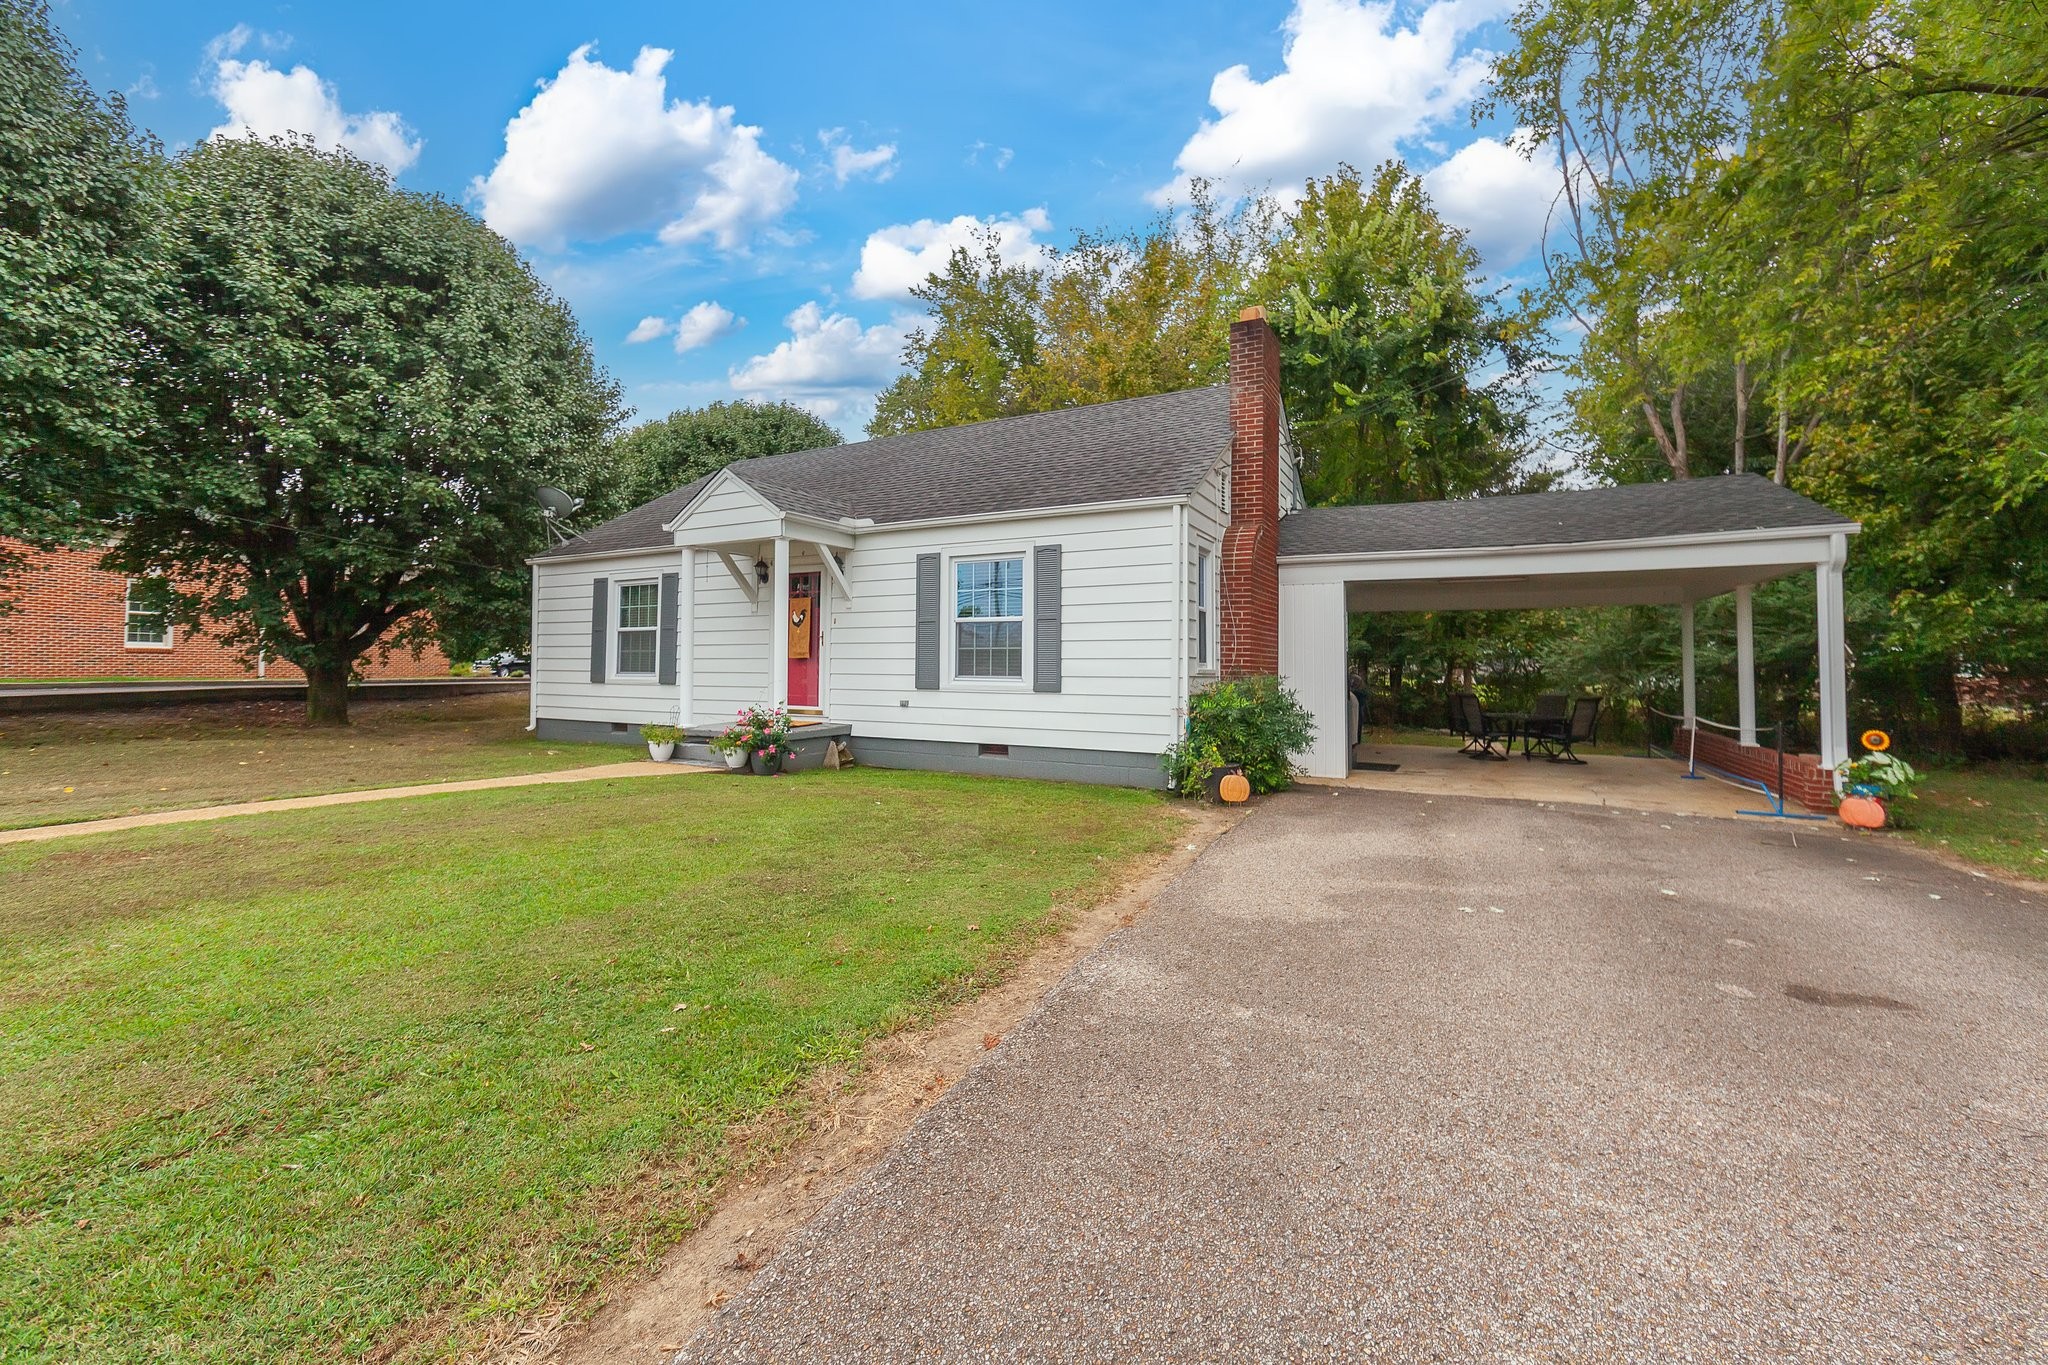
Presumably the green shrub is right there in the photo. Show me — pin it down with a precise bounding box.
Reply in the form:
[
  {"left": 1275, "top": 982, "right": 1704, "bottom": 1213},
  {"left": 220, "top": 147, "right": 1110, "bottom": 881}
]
[
  {"left": 1163, "top": 675, "right": 1316, "bottom": 796},
  {"left": 449, "top": 661, "right": 473, "bottom": 676},
  {"left": 1839, "top": 751, "right": 1923, "bottom": 803}
]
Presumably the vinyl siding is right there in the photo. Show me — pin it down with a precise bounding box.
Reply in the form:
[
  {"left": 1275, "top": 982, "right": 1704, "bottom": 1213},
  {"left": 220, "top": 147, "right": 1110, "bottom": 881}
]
[
  {"left": 533, "top": 505, "right": 1185, "bottom": 754},
  {"left": 532, "top": 551, "right": 683, "bottom": 728},
  {"left": 672, "top": 476, "right": 783, "bottom": 547},
  {"left": 826, "top": 505, "right": 1182, "bottom": 752}
]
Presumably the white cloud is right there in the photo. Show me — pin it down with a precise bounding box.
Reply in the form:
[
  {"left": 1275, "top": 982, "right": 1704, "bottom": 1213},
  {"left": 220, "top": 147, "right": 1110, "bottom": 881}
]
[
  {"left": 850, "top": 208, "right": 1053, "bottom": 300},
  {"left": 1422, "top": 129, "right": 1559, "bottom": 266},
  {"left": 471, "top": 45, "right": 798, "bottom": 253},
  {"left": 820, "top": 128, "right": 897, "bottom": 185},
  {"left": 1153, "top": 0, "right": 1504, "bottom": 205},
  {"left": 672, "top": 300, "right": 741, "bottom": 353},
  {"left": 967, "top": 141, "right": 1014, "bottom": 171},
  {"left": 624, "top": 316, "right": 671, "bottom": 344},
  {"left": 728, "top": 301, "right": 909, "bottom": 423},
  {"left": 206, "top": 42, "right": 421, "bottom": 175}
]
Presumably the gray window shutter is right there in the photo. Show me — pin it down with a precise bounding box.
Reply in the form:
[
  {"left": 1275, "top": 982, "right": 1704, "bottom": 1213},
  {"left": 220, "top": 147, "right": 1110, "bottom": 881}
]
[
  {"left": 914, "top": 553, "right": 941, "bottom": 690},
  {"left": 656, "top": 571, "right": 679, "bottom": 686},
  {"left": 589, "top": 578, "right": 608, "bottom": 684},
  {"left": 1033, "top": 544, "right": 1062, "bottom": 693}
]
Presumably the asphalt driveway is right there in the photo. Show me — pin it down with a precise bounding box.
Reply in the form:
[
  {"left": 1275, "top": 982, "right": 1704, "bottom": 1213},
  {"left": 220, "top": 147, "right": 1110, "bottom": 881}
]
[{"left": 681, "top": 788, "right": 2048, "bottom": 1362}]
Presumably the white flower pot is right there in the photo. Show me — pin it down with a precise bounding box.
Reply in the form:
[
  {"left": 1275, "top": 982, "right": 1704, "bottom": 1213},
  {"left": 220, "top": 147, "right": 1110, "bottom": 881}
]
[
  {"left": 647, "top": 741, "right": 676, "bottom": 762},
  {"left": 723, "top": 748, "right": 749, "bottom": 770}
]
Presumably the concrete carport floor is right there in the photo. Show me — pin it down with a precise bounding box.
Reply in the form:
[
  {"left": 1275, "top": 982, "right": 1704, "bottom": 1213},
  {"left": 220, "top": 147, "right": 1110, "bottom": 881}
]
[
  {"left": 680, "top": 789, "right": 2046, "bottom": 1363},
  {"left": 1335, "top": 740, "right": 1801, "bottom": 821}
]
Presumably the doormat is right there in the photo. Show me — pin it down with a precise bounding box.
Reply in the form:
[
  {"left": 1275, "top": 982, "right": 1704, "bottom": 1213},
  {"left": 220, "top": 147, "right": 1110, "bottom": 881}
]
[{"left": 1354, "top": 762, "right": 1401, "bottom": 773}]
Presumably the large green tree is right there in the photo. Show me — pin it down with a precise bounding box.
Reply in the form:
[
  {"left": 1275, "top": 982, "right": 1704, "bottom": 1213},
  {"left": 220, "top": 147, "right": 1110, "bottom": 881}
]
[
  {"left": 606, "top": 400, "right": 841, "bottom": 511},
  {"left": 0, "top": 0, "right": 158, "bottom": 584},
  {"left": 1260, "top": 163, "right": 1538, "bottom": 506},
  {"left": 1496, "top": 0, "right": 2048, "bottom": 750},
  {"left": 109, "top": 137, "right": 621, "bottom": 724},
  {"left": 868, "top": 186, "right": 1274, "bottom": 436}
]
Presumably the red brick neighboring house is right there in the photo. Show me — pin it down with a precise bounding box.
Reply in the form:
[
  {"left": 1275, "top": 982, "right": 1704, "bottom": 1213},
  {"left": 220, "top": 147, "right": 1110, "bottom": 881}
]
[{"left": 0, "top": 541, "right": 449, "bottom": 681}]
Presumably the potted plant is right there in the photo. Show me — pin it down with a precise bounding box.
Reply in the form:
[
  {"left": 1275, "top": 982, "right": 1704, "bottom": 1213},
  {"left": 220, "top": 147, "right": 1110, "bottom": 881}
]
[
  {"left": 730, "top": 703, "right": 792, "bottom": 775},
  {"left": 640, "top": 723, "right": 683, "bottom": 763},
  {"left": 1836, "top": 747, "right": 1921, "bottom": 828},
  {"left": 708, "top": 729, "right": 750, "bottom": 770}
]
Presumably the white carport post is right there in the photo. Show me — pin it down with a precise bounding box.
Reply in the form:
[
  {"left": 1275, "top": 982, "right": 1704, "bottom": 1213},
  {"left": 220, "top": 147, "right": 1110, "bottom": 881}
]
[
  {"left": 1679, "top": 600, "right": 1697, "bottom": 729},
  {"left": 675, "top": 545, "right": 695, "bottom": 727},
  {"left": 769, "top": 536, "right": 790, "bottom": 707},
  {"left": 1278, "top": 580, "right": 1350, "bottom": 779},
  {"left": 1734, "top": 583, "right": 1758, "bottom": 746},
  {"left": 1816, "top": 533, "right": 1849, "bottom": 777}
]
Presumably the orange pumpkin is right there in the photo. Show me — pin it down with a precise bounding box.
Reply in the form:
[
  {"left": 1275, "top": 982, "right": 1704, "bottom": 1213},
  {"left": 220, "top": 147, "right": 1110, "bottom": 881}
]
[
  {"left": 1217, "top": 771, "right": 1251, "bottom": 804},
  {"left": 1838, "top": 794, "right": 1887, "bottom": 829}
]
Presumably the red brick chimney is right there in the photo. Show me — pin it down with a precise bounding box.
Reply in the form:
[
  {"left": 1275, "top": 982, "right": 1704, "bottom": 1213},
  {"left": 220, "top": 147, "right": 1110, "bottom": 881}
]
[{"left": 1220, "top": 306, "right": 1281, "bottom": 678}]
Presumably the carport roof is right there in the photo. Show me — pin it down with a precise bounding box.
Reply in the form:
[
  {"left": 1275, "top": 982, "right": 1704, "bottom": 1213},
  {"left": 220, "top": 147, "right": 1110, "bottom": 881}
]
[{"left": 1277, "top": 474, "right": 1856, "bottom": 558}]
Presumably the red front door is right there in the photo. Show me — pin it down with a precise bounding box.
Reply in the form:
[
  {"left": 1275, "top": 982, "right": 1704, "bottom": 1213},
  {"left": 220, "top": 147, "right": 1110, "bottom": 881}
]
[{"left": 787, "top": 572, "right": 820, "bottom": 708}]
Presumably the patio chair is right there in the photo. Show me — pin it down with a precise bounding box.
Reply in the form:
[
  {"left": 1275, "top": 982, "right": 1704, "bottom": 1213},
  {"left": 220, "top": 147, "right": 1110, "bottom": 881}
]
[
  {"left": 1528, "top": 696, "right": 1601, "bottom": 764},
  {"left": 1521, "top": 693, "right": 1568, "bottom": 759},
  {"left": 1456, "top": 691, "right": 1512, "bottom": 760}
]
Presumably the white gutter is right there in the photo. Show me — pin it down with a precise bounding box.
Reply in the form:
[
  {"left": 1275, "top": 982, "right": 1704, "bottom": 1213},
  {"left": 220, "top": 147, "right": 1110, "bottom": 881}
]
[
  {"left": 525, "top": 562, "right": 539, "bottom": 731},
  {"left": 1276, "top": 520, "right": 1862, "bottom": 567}
]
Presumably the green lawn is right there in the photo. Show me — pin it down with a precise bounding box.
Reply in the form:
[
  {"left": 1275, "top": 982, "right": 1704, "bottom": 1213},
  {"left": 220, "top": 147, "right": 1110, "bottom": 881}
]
[
  {"left": 0, "top": 693, "right": 620, "bottom": 830},
  {"left": 1901, "top": 764, "right": 2048, "bottom": 882},
  {"left": 0, "top": 769, "right": 1181, "bottom": 1363}
]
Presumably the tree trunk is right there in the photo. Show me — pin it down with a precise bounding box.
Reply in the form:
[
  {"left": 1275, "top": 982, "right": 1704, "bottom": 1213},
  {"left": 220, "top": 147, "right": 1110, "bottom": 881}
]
[
  {"left": 1732, "top": 356, "right": 1749, "bottom": 474},
  {"left": 1922, "top": 661, "right": 1966, "bottom": 757},
  {"left": 305, "top": 664, "right": 352, "bottom": 726}
]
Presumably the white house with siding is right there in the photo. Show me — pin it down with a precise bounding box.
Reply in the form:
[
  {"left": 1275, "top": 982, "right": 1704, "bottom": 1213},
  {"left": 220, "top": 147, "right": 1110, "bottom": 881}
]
[{"left": 530, "top": 309, "right": 1861, "bottom": 792}]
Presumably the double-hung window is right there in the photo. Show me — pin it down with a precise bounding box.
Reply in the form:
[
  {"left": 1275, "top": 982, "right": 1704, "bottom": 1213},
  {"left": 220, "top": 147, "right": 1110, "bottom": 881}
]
[
  {"left": 953, "top": 556, "right": 1025, "bottom": 680},
  {"left": 124, "top": 579, "right": 171, "bottom": 648},
  {"left": 1196, "top": 548, "right": 1212, "bottom": 669},
  {"left": 615, "top": 581, "right": 659, "bottom": 676}
]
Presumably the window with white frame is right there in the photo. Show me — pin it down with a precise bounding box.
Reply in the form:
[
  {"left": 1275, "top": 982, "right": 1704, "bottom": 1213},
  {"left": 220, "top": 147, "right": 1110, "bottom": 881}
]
[
  {"left": 1196, "top": 547, "right": 1212, "bottom": 668},
  {"left": 953, "top": 556, "right": 1025, "bottom": 680},
  {"left": 123, "top": 579, "right": 171, "bottom": 648},
  {"left": 615, "top": 581, "right": 659, "bottom": 675}
]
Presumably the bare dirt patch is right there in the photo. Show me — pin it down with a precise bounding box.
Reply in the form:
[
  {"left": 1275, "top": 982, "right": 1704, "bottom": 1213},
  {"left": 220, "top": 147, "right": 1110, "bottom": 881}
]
[{"left": 484, "top": 803, "right": 1241, "bottom": 1365}]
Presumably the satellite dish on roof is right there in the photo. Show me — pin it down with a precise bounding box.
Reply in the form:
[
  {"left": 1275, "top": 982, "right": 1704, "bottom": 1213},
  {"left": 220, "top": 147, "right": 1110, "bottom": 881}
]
[{"left": 537, "top": 485, "right": 584, "bottom": 544}]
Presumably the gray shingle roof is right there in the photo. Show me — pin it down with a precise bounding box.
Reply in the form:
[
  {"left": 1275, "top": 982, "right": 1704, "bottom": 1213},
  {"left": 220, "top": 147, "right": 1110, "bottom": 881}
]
[
  {"left": 539, "top": 386, "right": 1230, "bottom": 559},
  {"left": 1277, "top": 475, "right": 1857, "bottom": 558}
]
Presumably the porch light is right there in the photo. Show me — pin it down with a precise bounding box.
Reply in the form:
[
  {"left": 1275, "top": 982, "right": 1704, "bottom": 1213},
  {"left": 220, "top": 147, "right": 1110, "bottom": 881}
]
[{"left": 754, "top": 558, "right": 770, "bottom": 585}]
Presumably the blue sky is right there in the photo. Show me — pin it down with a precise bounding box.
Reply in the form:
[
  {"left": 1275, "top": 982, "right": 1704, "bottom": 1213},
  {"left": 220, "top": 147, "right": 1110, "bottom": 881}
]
[{"left": 58, "top": 0, "right": 1556, "bottom": 435}]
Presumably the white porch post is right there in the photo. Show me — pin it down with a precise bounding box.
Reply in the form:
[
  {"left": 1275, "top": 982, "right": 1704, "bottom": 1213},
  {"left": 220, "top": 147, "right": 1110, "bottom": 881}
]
[
  {"left": 1734, "top": 583, "right": 1758, "bottom": 746},
  {"left": 769, "top": 536, "right": 790, "bottom": 707},
  {"left": 1679, "top": 600, "right": 1697, "bottom": 729},
  {"left": 676, "top": 546, "right": 695, "bottom": 727},
  {"left": 1817, "top": 534, "right": 1849, "bottom": 776}
]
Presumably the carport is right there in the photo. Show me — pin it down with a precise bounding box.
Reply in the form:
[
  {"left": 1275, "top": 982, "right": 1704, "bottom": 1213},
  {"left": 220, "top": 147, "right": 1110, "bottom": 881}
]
[{"left": 1274, "top": 475, "right": 1861, "bottom": 785}]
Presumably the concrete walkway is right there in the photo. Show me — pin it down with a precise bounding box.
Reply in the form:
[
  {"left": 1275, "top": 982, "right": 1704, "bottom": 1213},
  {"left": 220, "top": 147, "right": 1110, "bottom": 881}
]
[
  {"left": 681, "top": 788, "right": 2046, "bottom": 1362},
  {"left": 0, "top": 760, "right": 705, "bottom": 845}
]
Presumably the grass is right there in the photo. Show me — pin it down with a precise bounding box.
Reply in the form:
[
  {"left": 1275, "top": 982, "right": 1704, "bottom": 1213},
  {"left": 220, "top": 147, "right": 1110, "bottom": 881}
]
[
  {"left": 0, "top": 768, "right": 1182, "bottom": 1362},
  {"left": 1898, "top": 764, "right": 2048, "bottom": 882},
  {"left": 0, "top": 694, "right": 621, "bottom": 830}
]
